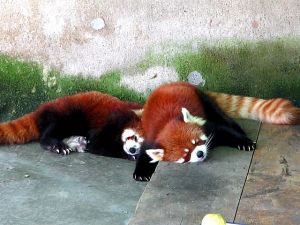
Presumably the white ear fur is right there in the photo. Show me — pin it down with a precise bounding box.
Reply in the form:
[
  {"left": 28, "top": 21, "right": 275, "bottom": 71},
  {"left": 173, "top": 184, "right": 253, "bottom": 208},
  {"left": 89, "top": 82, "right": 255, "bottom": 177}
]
[
  {"left": 132, "top": 109, "right": 143, "bottom": 118},
  {"left": 182, "top": 107, "right": 191, "bottom": 123},
  {"left": 181, "top": 107, "right": 206, "bottom": 126},
  {"left": 146, "top": 149, "right": 164, "bottom": 163}
]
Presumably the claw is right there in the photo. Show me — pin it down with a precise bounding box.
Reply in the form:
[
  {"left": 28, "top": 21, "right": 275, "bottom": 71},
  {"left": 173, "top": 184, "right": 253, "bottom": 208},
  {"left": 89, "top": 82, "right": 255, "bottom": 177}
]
[
  {"left": 56, "top": 149, "right": 60, "bottom": 154},
  {"left": 238, "top": 145, "right": 241, "bottom": 150}
]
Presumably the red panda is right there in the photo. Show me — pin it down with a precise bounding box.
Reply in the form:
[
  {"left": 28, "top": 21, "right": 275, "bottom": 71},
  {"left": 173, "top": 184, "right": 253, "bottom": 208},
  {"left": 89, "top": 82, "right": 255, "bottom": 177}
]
[
  {"left": 133, "top": 82, "right": 300, "bottom": 181},
  {"left": 0, "top": 91, "right": 143, "bottom": 159}
]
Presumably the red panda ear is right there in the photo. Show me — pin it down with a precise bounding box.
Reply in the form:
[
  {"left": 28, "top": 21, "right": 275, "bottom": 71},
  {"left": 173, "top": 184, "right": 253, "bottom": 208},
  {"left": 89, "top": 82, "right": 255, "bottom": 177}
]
[
  {"left": 181, "top": 107, "right": 206, "bottom": 126},
  {"left": 132, "top": 109, "right": 143, "bottom": 118},
  {"left": 146, "top": 149, "right": 164, "bottom": 163}
]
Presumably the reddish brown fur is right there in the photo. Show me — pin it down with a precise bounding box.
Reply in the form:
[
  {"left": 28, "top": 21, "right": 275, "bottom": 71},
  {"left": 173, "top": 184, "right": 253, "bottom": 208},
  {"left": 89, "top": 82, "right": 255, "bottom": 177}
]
[
  {"left": 206, "top": 92, "right": 300, "bottom": 125},
  {"left": 142, "top": 82, "right": 206, "bottom": 161},
  {"left": 142, "top": 82, "right": 300, "bottom": 161},
  {"left": 0, "top": 112, "right": 39, "bottom": 144},
  {"left": 155, "top": 121, "right": 203, "bottom": 161},
  {"left": 0, "top": 91, "right": 142, "bottom": 144}
]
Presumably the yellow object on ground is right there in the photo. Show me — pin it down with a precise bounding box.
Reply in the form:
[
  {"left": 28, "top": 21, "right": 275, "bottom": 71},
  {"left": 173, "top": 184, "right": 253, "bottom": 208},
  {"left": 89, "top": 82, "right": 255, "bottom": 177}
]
[{"left": 202, "top": 213, "right": 226, "bottom": 225}]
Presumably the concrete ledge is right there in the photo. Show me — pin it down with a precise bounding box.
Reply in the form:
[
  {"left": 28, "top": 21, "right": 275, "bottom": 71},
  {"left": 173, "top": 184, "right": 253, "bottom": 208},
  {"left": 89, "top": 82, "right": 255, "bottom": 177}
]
[{"left": 129, "top": 120, "right": 260, "bottom": 225}]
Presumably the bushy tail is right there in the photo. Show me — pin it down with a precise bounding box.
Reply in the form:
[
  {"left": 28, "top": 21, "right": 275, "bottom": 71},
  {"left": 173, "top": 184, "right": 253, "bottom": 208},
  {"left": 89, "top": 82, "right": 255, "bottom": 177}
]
[
  {"left": 0, "top": 112, "right": 39, "bottom": 144},
  {"left": 206, "top": 92, "right": 300, "bottom": 125}
]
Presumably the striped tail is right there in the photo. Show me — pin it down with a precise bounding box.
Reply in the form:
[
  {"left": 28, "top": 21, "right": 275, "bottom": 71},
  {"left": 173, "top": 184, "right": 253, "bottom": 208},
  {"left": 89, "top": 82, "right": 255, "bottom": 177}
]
[
  {"left": 0, "top": 112, "right": 39, "bottom": 144},
  {"left": 206, "top": 92, "right": 300, "bottom": 125}
]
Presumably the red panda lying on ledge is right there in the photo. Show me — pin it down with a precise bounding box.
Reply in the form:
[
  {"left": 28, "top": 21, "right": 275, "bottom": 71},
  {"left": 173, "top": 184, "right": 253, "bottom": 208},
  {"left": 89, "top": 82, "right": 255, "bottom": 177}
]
[
  {"left": 0, "top": 91, "right": 144, "bottom": 160},
  {"left": 133, "top": 82, "right": 300, "bottom": 181}
]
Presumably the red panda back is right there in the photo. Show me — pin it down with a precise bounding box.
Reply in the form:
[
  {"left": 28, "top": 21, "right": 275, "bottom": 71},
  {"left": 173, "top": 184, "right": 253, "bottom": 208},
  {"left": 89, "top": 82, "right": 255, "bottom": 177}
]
[
  {"left": 142, "top": 82, "right": 206, "bottom": 142},
  {"left": 0, "top": 91, "right": 143, "bottom": 145},
  {"left": 38, "top": 91, "right": 142, "bottom": 129}
]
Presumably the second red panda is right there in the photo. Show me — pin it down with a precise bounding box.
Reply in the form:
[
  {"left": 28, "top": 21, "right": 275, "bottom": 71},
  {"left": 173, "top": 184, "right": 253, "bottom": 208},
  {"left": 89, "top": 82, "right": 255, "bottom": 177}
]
[
  {"left": 133, "top": 82, "right": 300, "bottom": 181},
  {"left": 0, "top": 91, "right": 144, "bottom": 159}
]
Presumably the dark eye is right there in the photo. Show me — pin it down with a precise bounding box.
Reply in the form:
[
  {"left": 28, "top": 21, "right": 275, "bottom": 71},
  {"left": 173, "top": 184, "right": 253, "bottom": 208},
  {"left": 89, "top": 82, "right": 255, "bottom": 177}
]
[{"left": 127, "top": 135, "right": 138, "bottom": 142}]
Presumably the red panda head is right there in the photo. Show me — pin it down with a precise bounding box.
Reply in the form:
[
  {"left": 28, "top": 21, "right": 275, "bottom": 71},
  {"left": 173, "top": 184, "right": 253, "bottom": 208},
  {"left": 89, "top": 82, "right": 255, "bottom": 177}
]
[
  {"left": 121, "top": 128, "right": 144, "bottom": 158},
  {"left": 121, "top": 110, "right": 144, "bottom": 159},
  {"left": 146, "top": 108, "right": 211, "bottom": 164}
]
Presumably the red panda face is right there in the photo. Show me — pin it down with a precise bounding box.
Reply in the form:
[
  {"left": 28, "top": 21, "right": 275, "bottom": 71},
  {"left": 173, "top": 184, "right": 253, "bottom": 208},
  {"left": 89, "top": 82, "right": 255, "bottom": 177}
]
[
  {"left": 146, "top": 108, "right": 211, "bottom": 164},
  {"left": 121, "top": 128, "right": 144, "bottom": 159},
  {"left": 153, "top": 121, "right": 208, "bottom": 163}
]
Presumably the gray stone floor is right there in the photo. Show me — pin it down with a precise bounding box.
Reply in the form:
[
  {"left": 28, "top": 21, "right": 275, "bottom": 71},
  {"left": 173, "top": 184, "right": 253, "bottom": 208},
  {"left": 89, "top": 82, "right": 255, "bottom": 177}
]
[
  {"left": 129, "top": 120, "right": 260, "bottom": 225},
  {"left": 1, "top": 121, "right": 299, "bottom": 225},
  {"left": 0, "top": 143, "right": 146, "bottom": 225}
]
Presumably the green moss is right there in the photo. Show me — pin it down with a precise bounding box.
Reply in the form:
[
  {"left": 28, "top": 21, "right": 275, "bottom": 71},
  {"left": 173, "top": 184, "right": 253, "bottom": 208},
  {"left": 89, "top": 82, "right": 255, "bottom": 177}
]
[
  {"left": 0, "top": 55, "right": 47, "bottom": 120},
  {"left": 58, "top": 71, "right": 145, "bottom": 103},
  {"left": 170, "top": 39, "right": 300, "bottom": 105},
  {"left": 0, "top": 56, "right": 145, "bottom": 121},
  {"left": 1, "top": 38, "right": 300, "bottom": 121}
]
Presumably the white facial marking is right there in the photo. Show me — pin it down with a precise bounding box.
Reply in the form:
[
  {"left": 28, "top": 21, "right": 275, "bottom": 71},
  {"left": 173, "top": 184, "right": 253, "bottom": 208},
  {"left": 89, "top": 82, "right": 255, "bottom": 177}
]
[
  {"left": 175, "top": 158, "right": 185, "bottom": 163},
  {"left": 184, "top": 148, "right": 189, "bottom": 153},
  {"left": 200, "top": 134, "right": 208, "bottom": 141},
  {"left": 121, "top": 129, "right": 136, "bottom": 142},
  {"left": 191, "top": 139, "right": 196, "bottom": 145},
  {"left": 121, "top": 129, "right": 144, "bottom": 156},
  {"left": 189, "top": 144, "right": 207, "bottom": 163}
]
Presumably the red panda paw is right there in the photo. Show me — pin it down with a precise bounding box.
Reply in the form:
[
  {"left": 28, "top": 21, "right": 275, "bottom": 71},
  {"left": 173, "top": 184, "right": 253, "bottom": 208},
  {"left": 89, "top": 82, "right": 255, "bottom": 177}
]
[
  {"left": 237, "top": 140, "right": 256, "bottom": 151},
  {"left": 133, "top": 173, "right": 151, "bottom": 182},
  {"left": 50, "top": 142, "right": 73, "bottom": 155},
  {"left": 133, "top": 160, "right": 158, "bottom": 182}
]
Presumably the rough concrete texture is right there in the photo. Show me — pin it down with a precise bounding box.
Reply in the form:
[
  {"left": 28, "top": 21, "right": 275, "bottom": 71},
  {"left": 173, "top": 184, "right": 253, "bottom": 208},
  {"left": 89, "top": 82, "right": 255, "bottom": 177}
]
[
  {"left": 1, "top": 0, "right": 300, "bottom": 76},
  {"left": 235, "top": 124, "right": 300, "bottom": 225},
  {"left": 0, "top": 143, "right": 146, "bottom": 225},
  {"left": 121, "top": 66, "right": 179, "bottom": 94}
]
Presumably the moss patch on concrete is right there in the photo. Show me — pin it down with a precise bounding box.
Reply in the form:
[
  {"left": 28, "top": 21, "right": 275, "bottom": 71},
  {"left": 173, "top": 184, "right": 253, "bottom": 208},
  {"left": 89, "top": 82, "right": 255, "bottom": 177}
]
[
  {"left": 139, "top": 39, "right": 300, "bottom": 106},
  {"left": 1, "top": 39, "right": 299, "bottom": 120},
  {"left": 0, "top": 55, "right": 46, "bottom": 120},
  {"left": 0, "top": 56, "right": 145, "bottom": 121}
]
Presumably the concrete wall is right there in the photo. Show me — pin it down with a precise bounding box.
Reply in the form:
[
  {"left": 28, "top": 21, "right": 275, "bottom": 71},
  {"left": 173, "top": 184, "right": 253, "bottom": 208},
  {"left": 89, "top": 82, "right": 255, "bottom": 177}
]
[{"left": 1, "top": 0, "right": 299, "bottom": 76}]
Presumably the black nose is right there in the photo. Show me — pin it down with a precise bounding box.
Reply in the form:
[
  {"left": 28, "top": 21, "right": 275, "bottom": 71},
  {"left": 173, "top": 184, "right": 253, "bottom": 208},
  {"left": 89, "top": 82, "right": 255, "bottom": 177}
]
[
  {"left": 129, "top": 147, "right": 136, "bottom": 154},
  {"left": 197, "top": 151, "right": 204, "bottom": 158}
]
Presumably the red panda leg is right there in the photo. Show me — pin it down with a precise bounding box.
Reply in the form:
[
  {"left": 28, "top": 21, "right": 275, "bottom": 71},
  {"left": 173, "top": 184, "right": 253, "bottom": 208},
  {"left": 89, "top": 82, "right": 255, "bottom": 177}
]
[
  {"left": 39, "top": 124, "right": 73, "bottom": 155},
  {"left": 207, "top": 123, "right": 256, "bottom": 151},
  {"left": 133, "top": 143, "right": 159, "bottom": 181}
]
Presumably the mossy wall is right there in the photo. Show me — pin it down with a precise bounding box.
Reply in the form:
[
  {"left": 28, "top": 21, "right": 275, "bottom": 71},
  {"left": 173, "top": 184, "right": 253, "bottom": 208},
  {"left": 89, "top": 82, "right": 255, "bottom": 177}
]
[
  {"left": 0, "top": 56, "right": 145, "bottom": 121},
  {"left": 1, "top": 39, "right": 300, "bottom": 121}
]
